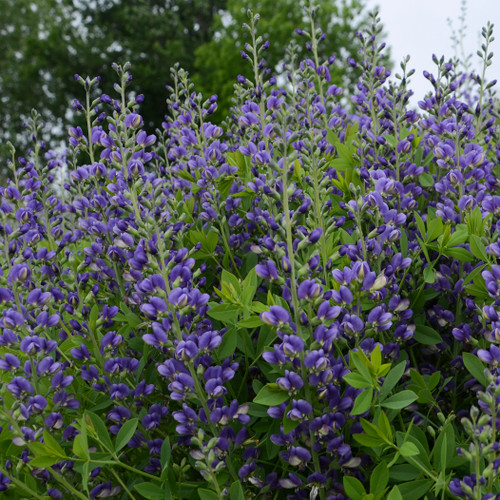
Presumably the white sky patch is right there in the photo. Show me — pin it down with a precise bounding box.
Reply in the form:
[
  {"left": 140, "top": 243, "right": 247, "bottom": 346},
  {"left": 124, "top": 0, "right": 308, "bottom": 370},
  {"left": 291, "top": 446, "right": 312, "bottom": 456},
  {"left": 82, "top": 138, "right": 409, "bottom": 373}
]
[{"left": 365, "top": 0, "right": 500, "bottom": 105}]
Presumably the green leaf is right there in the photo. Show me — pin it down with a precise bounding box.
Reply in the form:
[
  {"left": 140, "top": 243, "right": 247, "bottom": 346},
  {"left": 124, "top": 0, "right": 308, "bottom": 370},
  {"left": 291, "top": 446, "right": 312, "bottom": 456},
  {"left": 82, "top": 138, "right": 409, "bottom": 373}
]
[
  {"left": 241, "top": 268, "right": 258, "bottom": 305},
  {"left": 160, "top": 437, "right": 171, "bottom": 476},
  {"left": 251, "top": 301, "right": 268, "bottom": 313},
  {"left": 418, "top": 173, "right": 434, "bottom": 187},
  {"left": 370, "top": 461, "right": 389, "bottom": 495},
  {"left": 389, "top": 464, "right": 420, "bottom": 482},
  {"left": 423, "top": 266, "right": 435, "bottom": 283},
  {"left": 469, "top": 235, "right": 489, "bottom": 261},
  {"left": 351, "top": 388, "right": 373, "bottom": 416},
  {"left": 353, "top": 433, "right": 385, "bottom": 447},
  {"left": 229, "top": 480, "right": 245, "bottom": 500},
  {"left": 207, "top": 303, "right": 242, "bottom": 323},
  {"left": 438, "top": 431, "right": 451, "bottom": 472},
  {"left": 387, "top": 486, "right": 403, "bottom": 500},
  {"left": 446, "top": 227, "right": 469, "bottom": 247},
  {"left": 198, "top": 488, "right": 221, "bottom": 500},
  {"left": 86, "top": 412, "right": 113, "bottom": 452},
  {"left": 343, "top": 476, "right": 366, "bottom": 500},
  {"left": 414, "top": 325, "right": 442, "bottom": 345},
  {"left": 283, "top": 415, "right": 301, "bottom": 433},
  {"left": 462, "top": 353, "right": 487, "bottom": 386},
  {"left": 381, "top": 390, "right": 418, "bottom": 410},
  {"left": 399, "top": 442, "right": 420, "bottom": 457},
  {"left": 343, "top": 372, "right": 372, "bottom": 389},
  {"left": 377, "top": 411, "right": 393, "bottom": 442},
  {"left": 414, "top": 212, "right": 426, "bottom": 239},
  {"left": 253, "top": 383, "right": 289, "bottom": 406},
  {"left": 115, "top": 418, "right": 138, "bottom": 453},
  {"left": 397, "top": 480, "right": 433, "bottom": 500},
  {"left": 400, "top": 229, "right": 408, "bottom": 258},
  {"left": 217, "top": 328, "right": 238, "bottom": 359},
  {"left": 89, "top": 304, "right": 99, "bottom": 331},
  {"left": 444, "top": 246, "right": 474, "bottom": 262},
  {"left": 72, "top": 433, "right": 89, "bottom": 460},
  {"left": 380, "top": 361, "right": 406, "bottom": 401},
  {"left": 463, "top": 264, "right": 487, "bottom": 285},
  {"left": 134, "top": 482, "right": 168, "bottom": 499},
  {"left": 221, "top": 269, "right": 241, "bottom": 296},
  {"left": 237, "top": 316, "right": 263, "bottom": 328},
  {"left": 43, "top": 430, "right": 65, "bottom": 457},
  {"left": 29, "top": 455, "right": 61, "bottom": 467},
  {"left": 426, "top": 215, "right": 443, "bottom": 242}
]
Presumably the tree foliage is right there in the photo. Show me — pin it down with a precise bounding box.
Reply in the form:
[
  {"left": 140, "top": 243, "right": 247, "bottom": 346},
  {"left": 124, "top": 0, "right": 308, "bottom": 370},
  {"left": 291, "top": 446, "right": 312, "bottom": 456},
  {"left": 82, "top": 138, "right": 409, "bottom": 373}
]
[{"left": 0, "top": 0, "right": 384, "bottom": 166}]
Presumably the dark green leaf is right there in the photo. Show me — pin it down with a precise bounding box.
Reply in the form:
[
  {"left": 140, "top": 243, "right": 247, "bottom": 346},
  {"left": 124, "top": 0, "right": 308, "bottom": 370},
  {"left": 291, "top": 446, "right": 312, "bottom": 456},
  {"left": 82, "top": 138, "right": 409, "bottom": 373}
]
[
  {"left": 29, "top": 455, "right": 61, "bottom": 467},
  {"left": 253, "top": 383, "right": 289, "bottom": 406},
  {"left": 134, "top": 482, "right": 168, "bottom": 499},
  {"left": 462, "top": 353, "right": 487, "bottom": 386},
  {"left": 115, "top": 418, "right": 138, "bottom": 453},
  {"left": 397, "top": 480, "right": 433, "bottom": 500},
  {"left": 160, "top": 437, "right": 171, "bottom": 475},
  {"left": 381, "top": 390, "right": 418, "bottom": 410},
  {"left": 229, "top": 481, "right": 245, "bottom": 500},
  {"left": 198, "top": 488, "right": 221, "bottom": 500},
  {"left": 414, "top": 325, "right": 442, "bottom": 345}
]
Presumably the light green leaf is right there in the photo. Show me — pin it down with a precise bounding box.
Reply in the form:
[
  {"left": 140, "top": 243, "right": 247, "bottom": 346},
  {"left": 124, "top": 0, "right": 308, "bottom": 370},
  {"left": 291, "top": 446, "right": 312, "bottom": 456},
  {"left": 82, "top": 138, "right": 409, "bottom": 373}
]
[
  {"left": 351, "top": 388, "right": 373, "bottom": 416},
  {"left": 399, "top": 442, "right": 420, "bottom": 457},
  {"left": 387, "top": 486, "right": 403, "bottom": 500},
  {"left": 343, "top": 476, "right": 366, "bottom": 500},
  {"left": 380, "top": 361, "right": 406, "bottom": 401}
]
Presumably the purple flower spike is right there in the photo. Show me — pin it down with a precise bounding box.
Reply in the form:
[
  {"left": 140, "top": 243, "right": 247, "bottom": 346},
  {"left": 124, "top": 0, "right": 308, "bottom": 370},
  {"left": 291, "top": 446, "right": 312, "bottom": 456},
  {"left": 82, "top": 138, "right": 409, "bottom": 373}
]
[
  {"left": 255, "top": 260, "right": 279, "bottom": 280},
  {"left": 260, "top": 305, "right": 291, "bottom": 327}
]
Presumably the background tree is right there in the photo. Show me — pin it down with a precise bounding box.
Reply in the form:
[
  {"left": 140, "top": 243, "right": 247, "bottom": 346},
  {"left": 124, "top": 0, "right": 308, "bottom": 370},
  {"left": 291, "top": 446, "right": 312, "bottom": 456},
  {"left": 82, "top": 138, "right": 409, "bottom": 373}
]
[
  {"left": 0, "top": 0, "right": 385, "bottom": 173},
  {"left": 192, "top": 0, "right": 378, "bottom": 122}
]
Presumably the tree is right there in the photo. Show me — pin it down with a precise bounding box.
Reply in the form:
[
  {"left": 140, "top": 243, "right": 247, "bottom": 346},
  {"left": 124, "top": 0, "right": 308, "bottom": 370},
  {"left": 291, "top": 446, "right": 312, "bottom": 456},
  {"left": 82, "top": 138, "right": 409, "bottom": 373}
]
[
  {"left": 0, "top": 0, "right": 385, "bottom": 172},
  {"left": 191, "top": 0, "right": 382, "bottom": 120},
  {"left": 0, "top": 0, "right": 225, "bottom": 167}
]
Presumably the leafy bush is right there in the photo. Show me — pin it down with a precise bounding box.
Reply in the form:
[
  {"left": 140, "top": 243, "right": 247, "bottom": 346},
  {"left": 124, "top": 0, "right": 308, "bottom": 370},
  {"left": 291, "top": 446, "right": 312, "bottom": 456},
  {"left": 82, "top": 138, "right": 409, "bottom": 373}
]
[{"left": 0, "top": 6, "right": 499, "bottom": 500}]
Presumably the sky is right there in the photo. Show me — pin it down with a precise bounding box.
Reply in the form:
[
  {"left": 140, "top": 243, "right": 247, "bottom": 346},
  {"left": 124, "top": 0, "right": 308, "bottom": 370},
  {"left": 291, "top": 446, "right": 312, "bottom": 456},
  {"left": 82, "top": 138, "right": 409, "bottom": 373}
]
[{"left": 364, "top": 0, "right": 500, "bottom": 105}]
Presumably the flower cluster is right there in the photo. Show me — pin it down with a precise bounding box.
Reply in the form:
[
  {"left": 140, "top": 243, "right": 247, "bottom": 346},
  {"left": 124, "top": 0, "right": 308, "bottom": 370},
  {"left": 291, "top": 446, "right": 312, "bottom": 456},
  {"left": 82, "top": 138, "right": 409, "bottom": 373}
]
[{"left": 0, "top": 3, "right": 499, "bottom": 500}]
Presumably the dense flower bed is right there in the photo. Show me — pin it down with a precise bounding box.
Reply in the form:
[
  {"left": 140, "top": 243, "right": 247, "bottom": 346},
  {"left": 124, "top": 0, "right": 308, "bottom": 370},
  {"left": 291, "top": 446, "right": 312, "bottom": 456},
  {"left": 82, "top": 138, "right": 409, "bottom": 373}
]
[{"left": 0, "top": 7, "right": 499, "bottom": 500}]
